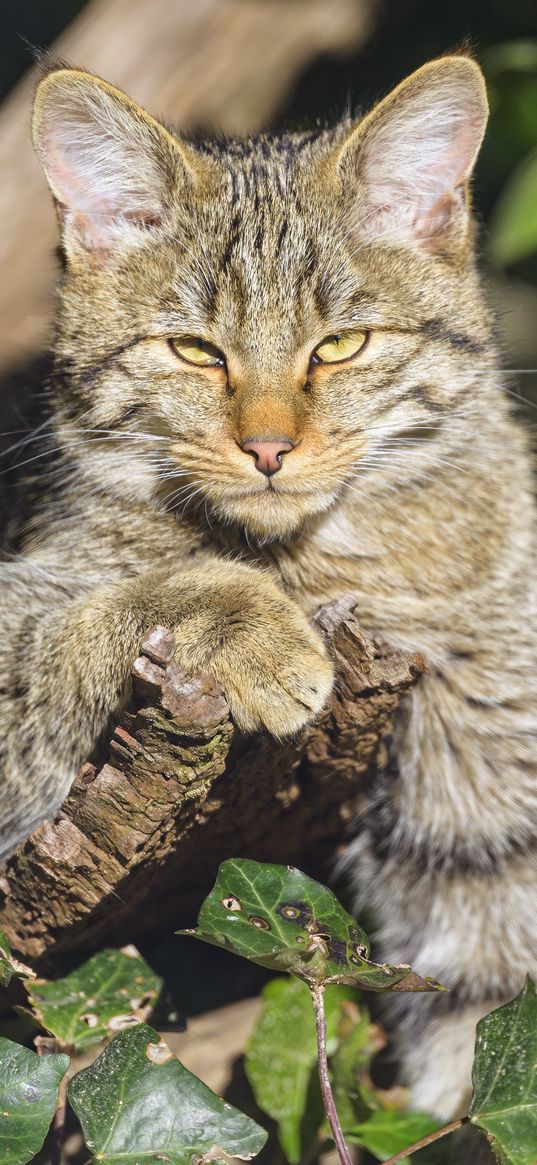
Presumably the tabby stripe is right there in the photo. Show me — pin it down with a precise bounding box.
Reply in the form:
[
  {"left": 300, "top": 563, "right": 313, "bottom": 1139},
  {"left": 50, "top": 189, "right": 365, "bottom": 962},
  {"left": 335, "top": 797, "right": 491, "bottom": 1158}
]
[
  {"left": 397, "top": 384, "right": 448, "bottom": 414},
  {"left": 422, "top": 317, "right": 487, "bottom": 355},
  {"left": 104, "top": 403, "right": 145, "bottom": 431},
  {"left": 364, "top": 796, "right": 537, "bottom": 876},
  {"left": 220, "top": 209, "right": 242, "bottom": 272}
]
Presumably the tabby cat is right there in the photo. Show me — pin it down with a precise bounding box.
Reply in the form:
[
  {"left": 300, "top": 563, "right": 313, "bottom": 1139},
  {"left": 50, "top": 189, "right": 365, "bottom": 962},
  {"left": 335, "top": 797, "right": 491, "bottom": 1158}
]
[{"left": 1, "top": 56, "right": 535, "bottom": 1140}]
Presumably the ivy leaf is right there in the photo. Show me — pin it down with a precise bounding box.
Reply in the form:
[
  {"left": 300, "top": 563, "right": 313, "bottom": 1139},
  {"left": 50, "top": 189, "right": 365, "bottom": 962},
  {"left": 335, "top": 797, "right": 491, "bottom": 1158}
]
[
  {"left": 27, "top": 947, "right": 162, "bottom": 1051},
  {"left": 0, "top": 1036, "right": 69, "bottom": 1165},
  {"left": 68, "top": 1022, "right": 267, "bottom": 1164},
  {"left": 469, "top": 978, "right": 537, "bottom": 1164},
  {"left": 245, "top": 978, "right": 358, "bottom": 1163},
  {"left": 180, "top": 860, "right": 444, "bottom": 992},
  {"left": 0, "top": 932, "right": 34, "bottom": 989},
  {"left": 345, "top": 1109, "right": 441, "bottom": 1160}
]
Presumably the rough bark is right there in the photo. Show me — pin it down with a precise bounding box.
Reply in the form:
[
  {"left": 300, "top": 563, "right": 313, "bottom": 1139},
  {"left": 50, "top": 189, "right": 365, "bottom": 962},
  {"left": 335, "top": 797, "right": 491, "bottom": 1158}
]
[{"left": 0, "top": 597, "right": 424, "bottom": 966}]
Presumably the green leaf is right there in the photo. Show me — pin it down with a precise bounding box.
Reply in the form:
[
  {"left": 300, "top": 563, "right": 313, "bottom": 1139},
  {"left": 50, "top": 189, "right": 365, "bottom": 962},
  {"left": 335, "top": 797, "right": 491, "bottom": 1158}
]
[
  {"left": 0, "top": 932, "right": 34, "bottom": 990},
  {"left": 68, "top": 1022, "right": 267, "bottom": 1164},
  {"left": 489, "top": 147, "right": 537, "bottom": 266},
  {"left": 180, "top": 860, "right": 444, "bottom": 992},
  {"left": 27, "top": 947, "right": 162, "bottom": 1051},
  {"left": 0, "top": 1036, "right": 69, "bottom": 1165},
  {"left": 345, "top": 1109, "right": 441, "bottom": 1160},
  {"left": 469, "top": 978, "right": 537, "bottom": 1164},
  {"left": 245, "top": 978, "right": 357, "bottom": 1163}
]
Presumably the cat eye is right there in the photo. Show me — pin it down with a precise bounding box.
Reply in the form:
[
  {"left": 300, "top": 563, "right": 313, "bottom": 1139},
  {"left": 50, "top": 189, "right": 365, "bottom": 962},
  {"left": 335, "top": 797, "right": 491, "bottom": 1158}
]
[
  {"left": 311, "top": 328, "right": 369, "bottom": 365},
  {"left": 170, "top": 336, "right": 225, "bottom": 368}
]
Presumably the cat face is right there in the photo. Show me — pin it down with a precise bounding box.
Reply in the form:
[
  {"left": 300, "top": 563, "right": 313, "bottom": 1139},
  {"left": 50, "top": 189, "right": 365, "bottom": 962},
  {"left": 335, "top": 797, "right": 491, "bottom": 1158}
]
[{"left": 34, "top": 58, "right": 490, "bottom": 540}]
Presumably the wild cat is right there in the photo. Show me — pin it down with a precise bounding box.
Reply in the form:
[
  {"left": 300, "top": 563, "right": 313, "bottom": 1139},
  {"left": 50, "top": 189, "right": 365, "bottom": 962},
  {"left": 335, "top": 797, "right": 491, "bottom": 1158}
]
[{"left": 1, "top": 54, "right": 535, "bottom": 1136}]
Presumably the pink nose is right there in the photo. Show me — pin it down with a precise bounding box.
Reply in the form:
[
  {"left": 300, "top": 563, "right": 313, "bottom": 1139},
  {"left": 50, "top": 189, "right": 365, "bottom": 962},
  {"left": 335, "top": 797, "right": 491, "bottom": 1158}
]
[{"left": 241, "top": 438, "right": 293, "bottom": 477}]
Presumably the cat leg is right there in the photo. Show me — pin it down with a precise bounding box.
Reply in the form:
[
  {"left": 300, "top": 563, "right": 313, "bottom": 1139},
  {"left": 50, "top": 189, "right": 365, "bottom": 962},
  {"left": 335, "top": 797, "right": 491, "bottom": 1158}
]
[
  {"left": 397, "top": 996, "right": 485, "bottom": 1119},
  {"left": 347, "top": 653, "right": 537, "bottom": 1137},
  {"left": 390, "top": 995, "right": 496, "bottom": 1162},
  {"left": 0, "top": 557, "right": 333, "bottom": 860}
]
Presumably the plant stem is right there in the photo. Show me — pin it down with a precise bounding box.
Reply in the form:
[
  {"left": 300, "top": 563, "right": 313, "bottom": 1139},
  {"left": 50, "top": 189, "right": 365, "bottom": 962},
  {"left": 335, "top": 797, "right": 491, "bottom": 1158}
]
[
  {"left": 310, "top": 983, "right": 354, "bottom": 1165},
  {"left": 382, "top": 1116, "right": 468, "bottom": 1164}
]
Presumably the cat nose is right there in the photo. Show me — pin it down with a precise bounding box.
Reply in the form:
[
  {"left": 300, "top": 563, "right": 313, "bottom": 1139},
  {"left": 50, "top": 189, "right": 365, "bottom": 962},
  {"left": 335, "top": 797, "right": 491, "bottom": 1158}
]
[{"left": 241, "top": 438, "right": 294, "bottom": 477}]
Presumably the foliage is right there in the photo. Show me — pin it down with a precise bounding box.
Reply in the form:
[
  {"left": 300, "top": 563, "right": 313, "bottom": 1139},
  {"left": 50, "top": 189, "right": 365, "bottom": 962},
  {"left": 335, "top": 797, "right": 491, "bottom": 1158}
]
[
  {"left": 345, "top": 1111, "right": 441, "bottom": 1161},
  {"left": 245, "top": 979, "right": 356, "bottom": 1162},
  {"left": 488, "top": 147, "right": 537, "bottom": 267},
  {"left": 469, "top": 978, "right": 537, "bottom": 1164},
  {"left": 180, "top": 858, "right": 444, "bottom": 992},
  {"left": 245, "top": 977, "right": 436, "bottom": 1164},
  {"left": 69, "top": 1022, "right": 267, "bottom": 1165},
  {"left": 27, "top": 946, "right": 162, "bottom": 1051},
  {"left": 0, "top": 931, "right": 34, "bottom": 990},
  {"left": 186, "top": 861, "right": 537, "bottom": 1165},
  {"left": 1, "top": 862, "right": 537, "bottom": 1165},
  {"left": 0, "top": 1037, "right": 69, "bottom": 1165}
]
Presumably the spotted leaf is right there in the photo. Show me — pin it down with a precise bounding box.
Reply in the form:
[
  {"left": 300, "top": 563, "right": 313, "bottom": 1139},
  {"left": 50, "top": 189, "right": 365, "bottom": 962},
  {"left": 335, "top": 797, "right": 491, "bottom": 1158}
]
[
  {"left": 27, "top": 947, "right": 162, "bottom": 1052},
  {"left": 180, "top": 860, "right": 444, "bottom": 991}
]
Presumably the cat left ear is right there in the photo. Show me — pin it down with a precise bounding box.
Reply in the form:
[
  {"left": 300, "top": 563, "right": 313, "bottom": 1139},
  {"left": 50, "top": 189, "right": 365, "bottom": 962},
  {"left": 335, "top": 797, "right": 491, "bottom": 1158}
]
[
  {"left": 333, "top": 56, "right": 488, "bottom": 256},
  {"left": 32, "top": 68, "right": 213, "bottom": 261}
]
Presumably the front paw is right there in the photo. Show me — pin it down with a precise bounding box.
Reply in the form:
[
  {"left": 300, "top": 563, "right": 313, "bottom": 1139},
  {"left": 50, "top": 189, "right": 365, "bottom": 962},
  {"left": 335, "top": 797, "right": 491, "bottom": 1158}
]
[
  {"left": 222, "top": 622, "right": 334, "bottom": 737},
  {"left": 171, "top": 588, "right": 334, "bottom": 737}
]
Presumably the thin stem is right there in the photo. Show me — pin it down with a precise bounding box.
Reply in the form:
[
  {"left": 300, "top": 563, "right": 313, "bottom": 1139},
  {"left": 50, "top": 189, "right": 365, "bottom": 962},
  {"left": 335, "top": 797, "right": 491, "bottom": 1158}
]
[
  {"left": 382, "top": 1116, "right": 468, "bottom": 1164},
  {"left": 310, "top": 984, "right": 354, "bottom": 1165}
]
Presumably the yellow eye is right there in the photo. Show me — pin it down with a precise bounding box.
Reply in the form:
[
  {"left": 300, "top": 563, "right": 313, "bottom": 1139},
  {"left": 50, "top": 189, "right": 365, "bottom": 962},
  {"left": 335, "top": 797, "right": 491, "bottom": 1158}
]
[
  {"left": 312, "top": 329, "right": 369, "bottom": 365},
  {"left": 171, "top": 337, "right": 225, "bottom": 367}
]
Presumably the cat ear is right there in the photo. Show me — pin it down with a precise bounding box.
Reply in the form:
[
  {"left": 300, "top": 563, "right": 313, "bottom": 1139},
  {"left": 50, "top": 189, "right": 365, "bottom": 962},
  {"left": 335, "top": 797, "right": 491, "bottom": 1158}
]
[
  {"left": 32, "top": 68, "right": 210, "bottom": 260},
  {"left": 334, "top": 56, "right": 488, "bottom": 255}
]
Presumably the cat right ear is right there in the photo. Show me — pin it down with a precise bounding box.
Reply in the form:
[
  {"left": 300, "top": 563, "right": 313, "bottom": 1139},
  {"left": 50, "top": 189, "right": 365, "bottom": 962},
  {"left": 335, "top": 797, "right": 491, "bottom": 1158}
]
[
  {"left": 331, "top": 56, "right": 488, "bottom": 256},
  {"left": 32, "top": 68, "right": 212, "bottom": 261}
]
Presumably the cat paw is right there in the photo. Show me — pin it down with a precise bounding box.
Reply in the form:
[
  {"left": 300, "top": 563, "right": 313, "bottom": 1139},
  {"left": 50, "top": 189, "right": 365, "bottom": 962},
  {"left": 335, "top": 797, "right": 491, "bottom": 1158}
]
[
  {"left": 223, "top": 629, "right": 334, "bottom": 737},
  {"left": 166, "top": 567, "right": 334, "bottom": 738}
]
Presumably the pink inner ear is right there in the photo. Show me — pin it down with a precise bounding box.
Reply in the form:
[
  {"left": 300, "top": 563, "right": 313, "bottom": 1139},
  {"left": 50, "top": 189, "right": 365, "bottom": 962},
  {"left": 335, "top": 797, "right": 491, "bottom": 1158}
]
[
  {"left": 43, "top": 132, "right": 105, "bottom": 215},
  {"left": 359, "top": 115, "right": 481, "bottom": 252},
  {"left": 409, "top": 127, "right": 478, "bottom": 247},
  {"left": 413, "top": 188, "right": 465, "bottom": 251},
  {"left": 351, "top": 69, "right": 487, "bottom": 253},
  {"left": 122, "top": 209, "right": 162, "bottom": 227},
  {"left": 42, "top": 123, "right": 164, "bottom": 255}
]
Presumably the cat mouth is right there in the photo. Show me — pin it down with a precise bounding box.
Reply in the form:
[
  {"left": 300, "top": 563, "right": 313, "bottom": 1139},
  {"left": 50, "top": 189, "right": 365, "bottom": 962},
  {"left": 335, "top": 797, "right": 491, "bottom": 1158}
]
[{"left": 227, "top": 482, "right": 316, "bottom": 500}]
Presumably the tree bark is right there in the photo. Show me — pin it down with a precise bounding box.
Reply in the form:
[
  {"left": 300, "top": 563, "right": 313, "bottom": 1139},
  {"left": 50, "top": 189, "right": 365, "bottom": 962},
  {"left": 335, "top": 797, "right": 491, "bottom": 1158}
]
[{"left": 0, "top": 597, "right": 424, "bottom": 966}]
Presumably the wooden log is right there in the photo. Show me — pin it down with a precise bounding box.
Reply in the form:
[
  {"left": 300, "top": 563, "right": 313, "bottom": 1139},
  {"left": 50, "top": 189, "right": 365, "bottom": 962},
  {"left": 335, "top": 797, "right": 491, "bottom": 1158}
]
[{"left": 0, "top": 597, "right": 424, "bottom": 966}]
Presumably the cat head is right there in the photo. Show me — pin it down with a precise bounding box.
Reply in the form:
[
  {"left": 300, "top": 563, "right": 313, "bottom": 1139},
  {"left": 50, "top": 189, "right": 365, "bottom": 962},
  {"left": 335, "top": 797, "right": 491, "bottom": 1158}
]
[{"left": 33, "top": 56, "right": 489, "bottom": 540}]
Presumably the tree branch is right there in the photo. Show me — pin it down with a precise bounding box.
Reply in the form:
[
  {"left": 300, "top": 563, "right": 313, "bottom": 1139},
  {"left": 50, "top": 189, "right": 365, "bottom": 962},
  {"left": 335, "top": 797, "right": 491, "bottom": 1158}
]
[{"left": 0, "top": 597, "right": 424, "bottom": 966}]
